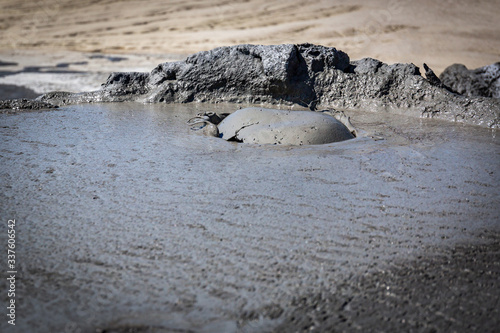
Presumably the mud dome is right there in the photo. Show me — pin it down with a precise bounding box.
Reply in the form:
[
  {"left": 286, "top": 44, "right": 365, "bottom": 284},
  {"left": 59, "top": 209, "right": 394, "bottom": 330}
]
[
  {"left": 191, "top": 107, "right": 356, "bottom": 145},
  {"left": 0, "top": 102, "right": 498, "bottom": 332}
]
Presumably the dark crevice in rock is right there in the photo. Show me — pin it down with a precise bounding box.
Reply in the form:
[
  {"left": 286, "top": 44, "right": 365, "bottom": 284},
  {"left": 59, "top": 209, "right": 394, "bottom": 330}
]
[{"left": 423, "top": 63, "right": 455, "bottom": 93}]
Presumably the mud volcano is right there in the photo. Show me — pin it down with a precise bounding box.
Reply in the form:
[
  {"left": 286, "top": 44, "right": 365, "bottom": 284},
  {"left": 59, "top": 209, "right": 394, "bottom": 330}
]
[
  {"left": 32, "top": 43, "right": 499, "bottom": 128},
  {"left": 0, "top": 44, "right": 499, "bottom": 333}
]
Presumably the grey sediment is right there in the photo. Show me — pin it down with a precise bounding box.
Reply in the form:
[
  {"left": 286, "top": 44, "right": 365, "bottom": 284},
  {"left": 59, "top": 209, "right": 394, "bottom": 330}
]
[
  {"left": 96, "top": 233, "right": 500, "bottom": 333},
  {"left": 274, "top": 232, "right": 500, "bottom": 332}
]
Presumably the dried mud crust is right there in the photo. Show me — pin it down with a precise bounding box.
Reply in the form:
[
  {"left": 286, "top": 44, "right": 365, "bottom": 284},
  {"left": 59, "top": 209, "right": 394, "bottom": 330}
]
[
  {"left": 0, "top": 98, "right": 58, "bottom": 113},
  {"left": 275, "top": 234, "right": 500, "bottom": 333},
  {"left": 36, "top": 44, "right": 500, "bottom": 128}
]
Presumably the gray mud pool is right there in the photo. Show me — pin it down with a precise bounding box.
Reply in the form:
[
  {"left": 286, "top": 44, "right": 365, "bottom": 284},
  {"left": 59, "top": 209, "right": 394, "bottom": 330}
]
[{"left": 0, "top": 103, "right": 499, "bottom": 332}]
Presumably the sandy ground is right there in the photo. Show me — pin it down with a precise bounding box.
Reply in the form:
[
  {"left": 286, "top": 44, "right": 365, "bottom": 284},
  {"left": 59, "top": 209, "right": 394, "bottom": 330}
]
[{"left": 0, "top": 0, "right": 499, "bottom": 74}]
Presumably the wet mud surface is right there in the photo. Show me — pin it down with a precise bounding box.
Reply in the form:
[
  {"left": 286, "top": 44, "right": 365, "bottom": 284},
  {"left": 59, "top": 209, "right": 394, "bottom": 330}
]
[
  {"left": 0, "top": 103, "right": 498, "bottom": 332},
  {"left": 276, "top": 233, "right": 500, "bottom": 332},
  {"left": 0, "top": 84, "right": 39, "bottom": 100}
]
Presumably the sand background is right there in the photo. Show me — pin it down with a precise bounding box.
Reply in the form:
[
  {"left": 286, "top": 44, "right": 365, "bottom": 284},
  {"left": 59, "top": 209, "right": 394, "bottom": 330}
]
[{"left": 1, "top": 0, "right": 499, "bottom": 76}]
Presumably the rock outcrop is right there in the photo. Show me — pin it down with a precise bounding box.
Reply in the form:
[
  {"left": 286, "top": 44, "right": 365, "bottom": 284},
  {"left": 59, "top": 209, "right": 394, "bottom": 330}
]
[
  {"left": 32, "top": 43, "right": 500, "bottom": 128},
  {"left": 440, "top": 62, "right": 500, "bottom": 99}
]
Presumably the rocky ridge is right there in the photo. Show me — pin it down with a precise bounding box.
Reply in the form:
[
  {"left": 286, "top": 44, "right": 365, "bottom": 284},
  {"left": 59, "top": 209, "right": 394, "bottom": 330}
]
[
  {"left": 0, "top": 98, "right": 58, "bottom": 113},
  {"left": 6, "top": 44, "right": 500, "bottom": 128}
]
